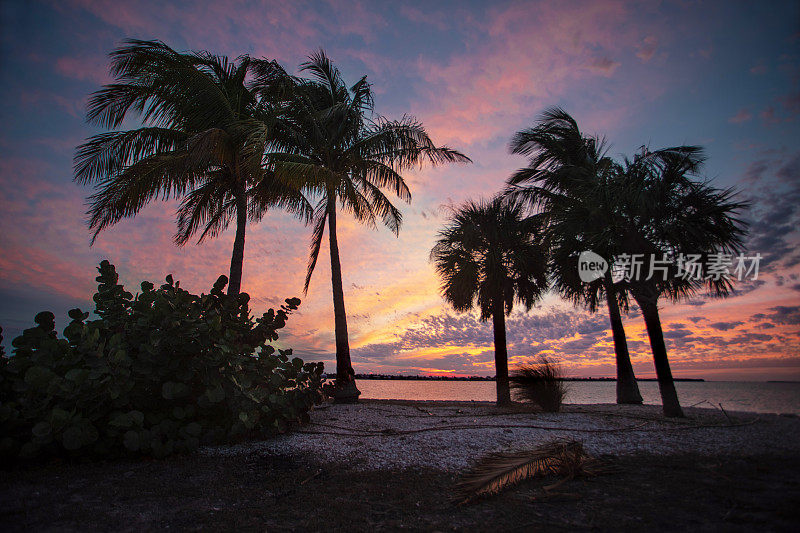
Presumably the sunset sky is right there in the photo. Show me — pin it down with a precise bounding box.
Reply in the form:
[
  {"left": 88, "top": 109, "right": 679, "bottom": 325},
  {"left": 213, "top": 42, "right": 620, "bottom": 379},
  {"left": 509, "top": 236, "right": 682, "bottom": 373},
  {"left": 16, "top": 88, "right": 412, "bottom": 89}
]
[{"left": 1, "top": 0, "right": 798, "bottom": 380}]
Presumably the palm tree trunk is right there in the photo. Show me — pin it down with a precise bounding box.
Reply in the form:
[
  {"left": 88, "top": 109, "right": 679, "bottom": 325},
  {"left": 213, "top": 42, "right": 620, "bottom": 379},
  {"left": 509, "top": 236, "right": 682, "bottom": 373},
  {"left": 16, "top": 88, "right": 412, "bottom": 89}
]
[
  {"left": 327, "top": 196, "right": 359, "bottom": 403},
  {"left": 636, "top": 294, "right": 684, "bottom": 417},
  {"left": 227, "top": 190, "right": 247, "bottom": 296},
  {"left": 492, "top": 295, "right": 512, "bottom": 406},
  {"left": 604, "top": 275, "right": 643, "bottom": 404}
]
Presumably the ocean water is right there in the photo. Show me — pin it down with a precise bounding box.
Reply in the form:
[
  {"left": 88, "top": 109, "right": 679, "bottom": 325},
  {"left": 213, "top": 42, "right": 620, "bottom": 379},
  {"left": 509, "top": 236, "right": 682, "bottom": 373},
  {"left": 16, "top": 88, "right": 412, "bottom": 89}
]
[{"left": 357, "top": 380, "right": 800, "bottom": 415}]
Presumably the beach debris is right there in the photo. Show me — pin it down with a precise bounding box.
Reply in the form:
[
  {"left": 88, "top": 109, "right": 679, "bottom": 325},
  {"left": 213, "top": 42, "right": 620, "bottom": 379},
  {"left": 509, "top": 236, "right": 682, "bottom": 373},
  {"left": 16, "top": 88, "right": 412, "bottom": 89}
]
[
  {"left": 453, "top": 439, "right": 611, "bottom": 504},
  {"left": 718, "top": 403, "right": 734, "bottom": 424},
  {"left": 300, "top": 469, "right": 323, "bottom": 485}
]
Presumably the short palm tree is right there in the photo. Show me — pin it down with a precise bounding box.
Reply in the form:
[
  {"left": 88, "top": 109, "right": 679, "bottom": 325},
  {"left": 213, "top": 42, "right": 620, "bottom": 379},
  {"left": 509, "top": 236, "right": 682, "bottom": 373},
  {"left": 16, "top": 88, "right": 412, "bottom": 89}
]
[
  {"left": 74, "top": 40, "right": 309, "bottom": 295},
  {"left": 505, "top": 108, "right": 644, "bottom": 405},
  {"left": 611, "top": 147, "right": 748, "bottom": 417},
  {"left": 431, "top": 198, "right": 548, "bottom": 406},
  {"left": 255, "top": 51, "right": 470, "bottom": 401}
]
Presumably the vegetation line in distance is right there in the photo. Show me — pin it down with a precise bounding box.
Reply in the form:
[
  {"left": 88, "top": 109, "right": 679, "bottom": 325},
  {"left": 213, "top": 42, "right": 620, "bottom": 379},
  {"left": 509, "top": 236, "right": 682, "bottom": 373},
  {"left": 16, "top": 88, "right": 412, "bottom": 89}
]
[{"left": 342, "top": 374, "right": 705, "bottom": 382}]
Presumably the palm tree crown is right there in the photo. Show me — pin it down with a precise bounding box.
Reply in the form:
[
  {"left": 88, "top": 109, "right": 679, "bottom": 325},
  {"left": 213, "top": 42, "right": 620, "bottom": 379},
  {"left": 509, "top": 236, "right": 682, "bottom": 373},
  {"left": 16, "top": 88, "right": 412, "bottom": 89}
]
[
  {"left": 507, "top": 108, "right": 619, "bottom": 309},
  {"left": 431, "top": 198, "right": 547, "bottom": 319},
  {"left": 74, "top": 40, "right": 309, "bottom": 295},
  {"left": 259, "top": 51, "right": 471, "bottom": 291},
  {"left": 613, "top": 147, "right": 749, "bottom": 303}
]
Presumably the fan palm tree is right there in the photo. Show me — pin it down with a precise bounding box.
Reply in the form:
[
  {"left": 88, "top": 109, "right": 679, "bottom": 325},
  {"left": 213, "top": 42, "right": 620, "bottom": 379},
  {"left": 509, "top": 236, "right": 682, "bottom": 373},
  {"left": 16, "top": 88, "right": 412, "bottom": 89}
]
[
  {"left": 74, "top": 40, "right": 310, "bottom": 296},
  {"left": 431, "top": 198, "right": 548, "bottom": 406},
  {"left": 505, "top": 108, "right": 644, "bottom": 405},
  {"left": 254, "top": 51, "right": 470, "bottom": 401},
  {"left": 611, "top": 147, "right": 748, "bottom": 417}
]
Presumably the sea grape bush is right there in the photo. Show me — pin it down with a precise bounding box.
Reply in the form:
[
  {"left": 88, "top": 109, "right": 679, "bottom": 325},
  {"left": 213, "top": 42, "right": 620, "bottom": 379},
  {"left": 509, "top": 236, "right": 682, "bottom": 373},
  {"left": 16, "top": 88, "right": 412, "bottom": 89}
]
[{"left": 0, "top": 261, "right": 324, "bottom": 461}]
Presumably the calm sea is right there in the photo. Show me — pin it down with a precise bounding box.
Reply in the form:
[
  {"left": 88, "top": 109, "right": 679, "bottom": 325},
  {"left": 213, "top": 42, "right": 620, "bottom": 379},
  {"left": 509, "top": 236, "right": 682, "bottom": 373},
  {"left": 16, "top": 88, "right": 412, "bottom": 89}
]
[{"left": 357, "top": 380, "right": 800, "bottom": 415}]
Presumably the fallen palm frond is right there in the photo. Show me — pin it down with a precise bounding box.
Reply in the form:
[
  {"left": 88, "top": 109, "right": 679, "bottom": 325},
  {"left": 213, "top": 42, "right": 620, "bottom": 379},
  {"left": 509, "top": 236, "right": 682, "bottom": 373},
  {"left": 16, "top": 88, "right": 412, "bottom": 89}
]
[{"left": 453, "top": 439, "right": 611, "bottom": 504}]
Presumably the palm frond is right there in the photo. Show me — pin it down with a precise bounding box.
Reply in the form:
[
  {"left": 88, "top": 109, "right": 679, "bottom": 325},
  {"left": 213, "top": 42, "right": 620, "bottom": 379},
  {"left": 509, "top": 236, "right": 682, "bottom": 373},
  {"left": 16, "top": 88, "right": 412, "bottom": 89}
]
[
  {"left": 299, "top": 49, "right": 348, "bottom": 106},
  {"left": 74, "top": 127, "right": 188, "bottom": 185},
  {"left": 453, "top": 440, "right": 607, "bottom": 504},
  {"left": 303, "top": 199, "right": 329, "bottom": 294},
  {"left": 248, "top": 169, "right": 313, "bottom": 224},
  {"left": 88, "top": 40, "right": 236, "bottom": 130},
  {"left": 337, "top": 175, "right": 377, "bottom": 228},
  {"left": 85, "top": 151, "right": 203, "bottom": 242},
  {"left": 348, "top": 117, "right": 471, "bottom": 170},
  {"left": 359, "top": 178, "right": 402, "bottom": 234},
  {"left": 174, "top": 173, "right": 234, "bottom": 245}
]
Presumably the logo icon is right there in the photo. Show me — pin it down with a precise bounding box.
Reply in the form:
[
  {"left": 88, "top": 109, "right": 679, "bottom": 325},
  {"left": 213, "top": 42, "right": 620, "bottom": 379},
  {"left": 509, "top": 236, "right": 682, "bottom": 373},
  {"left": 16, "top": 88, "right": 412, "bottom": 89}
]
[{"left": 578, "top": 251, "right": 608, "bottom": 283}]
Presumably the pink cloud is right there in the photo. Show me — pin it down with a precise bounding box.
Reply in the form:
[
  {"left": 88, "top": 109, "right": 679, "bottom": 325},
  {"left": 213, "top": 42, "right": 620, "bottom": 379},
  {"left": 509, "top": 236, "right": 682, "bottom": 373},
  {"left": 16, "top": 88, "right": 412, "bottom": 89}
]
[
  {"left": 729, "top": 109, "right": 752, "bottom": 124},
  {"left": 781, "top": 92, "right": 800, "bottom": 115},
  {"left": 399, "top": 5, "right": 449, "bottom": 31},
  {"left": 586, "top": 56, "right": 621, "bottom": 75},
  {"left": 64, "top": 0, "right": 386, "bottom": 66},
  {"left": 55, "top": 55, "right": 111, "bottom": 84},
  {"left": 0, "top": 243, "right": 94, "bottom": 301},
  {"left": 18, "top": 90, "right": 82, "bottom": 118},
  {"left": 323, "top": 0, "right": 388, "bottom": 44},
  {"left": 635, "top": 35, "right": 658, "bottom": 62},
  {"left": 405, "top": 0, "right": 673, "bottom": 148},
  {"left": 697, "top": 46, "right": 714, "bottom": 59},
  {"left": 760, "top": 106, "right": 781, "bottom": 124}
]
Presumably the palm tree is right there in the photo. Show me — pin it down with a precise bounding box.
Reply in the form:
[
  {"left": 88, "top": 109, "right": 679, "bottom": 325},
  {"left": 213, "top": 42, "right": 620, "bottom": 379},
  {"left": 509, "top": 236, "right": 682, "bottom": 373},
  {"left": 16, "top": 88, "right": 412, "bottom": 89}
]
[
  {"left": 74, "top": 40, "right": 309, "bottom": 296},
  {"left": 611, "top": 147, "right": 748, "bottom": 417},
  {"left": 255, "top": 51, "right": 470, "bottom": 402},
  {"left": 505, "top": 108, "right": 644, "bottom": 405},
  {"left": 431, "top": 198, "right": 548, "bottom": 405}
]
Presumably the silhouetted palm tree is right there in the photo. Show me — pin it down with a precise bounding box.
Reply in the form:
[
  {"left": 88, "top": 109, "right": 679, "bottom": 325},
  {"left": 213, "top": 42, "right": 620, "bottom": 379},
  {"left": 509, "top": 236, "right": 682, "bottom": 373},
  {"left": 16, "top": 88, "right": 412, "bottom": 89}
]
[
  {"left": 255, "top": 51, "right": 470, "bottom": 401},
  {"left": 74, "top": 40, "right": 310, "bottom": 295},
  {"left": 431, "top": 198, "right": 548, "bottom": 405},
  {"left": 611, "top": 147, "right": 748, "bottom": 417},
  {"left": 505, "top": 108, "right": 644, "bottom": 405}
]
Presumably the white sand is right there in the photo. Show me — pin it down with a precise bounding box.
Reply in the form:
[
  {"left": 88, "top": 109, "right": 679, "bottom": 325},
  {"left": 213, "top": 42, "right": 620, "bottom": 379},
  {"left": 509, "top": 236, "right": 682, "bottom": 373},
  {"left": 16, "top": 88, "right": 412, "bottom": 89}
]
[{"left": 200, "top": 401, "right": 800, "bottom": 471}]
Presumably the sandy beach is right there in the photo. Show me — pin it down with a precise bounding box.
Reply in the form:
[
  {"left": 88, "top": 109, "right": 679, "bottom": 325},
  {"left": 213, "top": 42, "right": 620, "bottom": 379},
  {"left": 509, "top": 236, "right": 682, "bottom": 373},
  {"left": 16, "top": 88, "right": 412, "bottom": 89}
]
[{"left": 202, "top": 400, "right": 800, "bottom": 470}]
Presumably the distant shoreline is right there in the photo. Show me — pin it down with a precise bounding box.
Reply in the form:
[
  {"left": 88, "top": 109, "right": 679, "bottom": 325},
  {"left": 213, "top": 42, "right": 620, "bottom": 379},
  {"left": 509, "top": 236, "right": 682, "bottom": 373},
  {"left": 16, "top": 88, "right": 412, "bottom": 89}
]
[{"left": 335, "top": 374, "right": 706, "bottom": 382}]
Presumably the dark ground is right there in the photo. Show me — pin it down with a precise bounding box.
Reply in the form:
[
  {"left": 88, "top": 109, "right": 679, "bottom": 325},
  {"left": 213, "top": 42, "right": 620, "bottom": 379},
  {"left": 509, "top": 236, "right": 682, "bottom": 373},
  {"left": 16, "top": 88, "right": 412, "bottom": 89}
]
[{"left": 1, "top": 450, "right": 799, "bottom": 532}]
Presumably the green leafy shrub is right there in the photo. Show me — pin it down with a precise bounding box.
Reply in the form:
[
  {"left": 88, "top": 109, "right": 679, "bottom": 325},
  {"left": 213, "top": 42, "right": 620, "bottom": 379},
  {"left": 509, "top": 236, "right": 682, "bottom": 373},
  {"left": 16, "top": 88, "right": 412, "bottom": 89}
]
[
  {"left": 510, "top": 357, "right": 568, "bottom": 412},
  {"left": 0, "top": 261, "right": 324, "bottom": 461}
]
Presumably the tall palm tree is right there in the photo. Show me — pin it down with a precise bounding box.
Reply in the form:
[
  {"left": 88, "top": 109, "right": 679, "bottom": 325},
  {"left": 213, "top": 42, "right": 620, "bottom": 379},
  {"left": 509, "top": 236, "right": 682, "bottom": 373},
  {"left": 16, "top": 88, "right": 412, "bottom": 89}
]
[
  {"left": 255, "top": 51, "right": 470, "bottom": 402},
  {"left": 505, "top": 108, "right": 644, "bottom": 404},
  {"left": 74, "top": 40, "right": 309, "bottom": 296},
  {"left": 431, "top": 198, "right": 548, "bottom": 405},
  {"left": 611, "top": 147, "right": 748, "bottom": 417}
]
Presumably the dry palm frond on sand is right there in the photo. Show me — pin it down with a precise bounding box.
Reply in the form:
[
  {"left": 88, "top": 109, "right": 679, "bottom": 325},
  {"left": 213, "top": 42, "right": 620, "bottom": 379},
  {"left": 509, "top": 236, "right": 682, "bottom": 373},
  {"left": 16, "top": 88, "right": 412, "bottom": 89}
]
[{"left": 453, "top": 439, "right": 611, "bottom": 504}]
